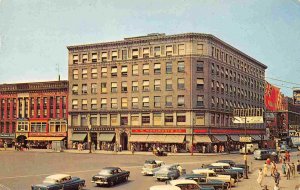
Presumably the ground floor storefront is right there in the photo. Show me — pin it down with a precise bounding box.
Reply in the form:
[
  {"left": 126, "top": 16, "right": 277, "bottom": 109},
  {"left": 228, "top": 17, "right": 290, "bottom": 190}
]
[{"left": 0, "top": 133, "right": 15, "bottom": 147}]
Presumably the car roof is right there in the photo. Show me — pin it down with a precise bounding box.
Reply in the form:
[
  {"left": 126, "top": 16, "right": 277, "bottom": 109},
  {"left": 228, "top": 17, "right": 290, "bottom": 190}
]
[
  {"left": 181, "top": 174, "right": 206, "bottom": 178},
  {"left": 170, "top": 179, "right": 198, "bottom": 186},
  {"left": 211, "top": 163, "right": 230, "bottom": 166},
  {"left": 217, "top": 160, "right": 234, "bottom": 163},
  {"left": 193, "top": 169, "right": 215, "bottom": 173},
  {"left": 163, "top": 164, "right": 178, "bottom": 167},
  {"left": 102, "top": 167, "right": 120, "bottom": 170},
  {"left": 149, "top": 185, "right": 181, "bottom": 190},
  {"left": 46, "top": 174, "right": 71, "bottom": 180}
]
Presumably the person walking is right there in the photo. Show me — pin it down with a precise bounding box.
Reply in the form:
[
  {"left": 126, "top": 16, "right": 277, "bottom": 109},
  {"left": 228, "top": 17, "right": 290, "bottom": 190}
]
[
  {"left": 291, "top": 163, "right": 295, "bottom": 177},
  {"left": 273, "top": 183, "right": 280, "bottom": 190},
  {"left": 3, "top": 142, "right": 7, "bottom": 151},
  {"left": 285, "top": 151, "right": 290, "bottom": 162},
  {"left": 274, "top": 169, "right": 281, "bottom": 185},
  {"left": 271, "top": 161, "right": 276, "bottom": 177},
  {"left": 286, "top": 163, "right": 291, "bottom": 180},
  {"left": 263, "top": 162, "right": 268, "bottom": 177},
  {"left": 131, "top": 144, "right": 135, "bottom": 155},
  {"left": 257, "top": 168, "right": 264, "bottom": 187},
  {"left": 282, "top": 162, "right": 286, "bottom": 176},
  {"left": 297, "top": 160, "right": 300, "bottom": 174}
]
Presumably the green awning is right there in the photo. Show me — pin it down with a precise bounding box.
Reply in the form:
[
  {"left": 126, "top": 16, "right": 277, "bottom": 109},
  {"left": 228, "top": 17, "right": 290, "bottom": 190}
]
[
  {"left": 70, "top": 133, "right": 87, "bottom": 141},
  {"left": 99, "top": 133, "right": 115, "bottom": 142}
]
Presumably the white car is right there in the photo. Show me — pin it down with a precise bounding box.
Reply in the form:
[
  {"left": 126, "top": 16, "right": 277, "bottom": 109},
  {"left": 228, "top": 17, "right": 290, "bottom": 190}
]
[
  {"left": 169, "top": 179, "right": 200, "bottom": 190},
  {"left": 142, "top": 160, "right": 165, "bottom": 175},
  {"left": 239, "top": 143, "right": 258, "bottom": 154},
  {"left": 192, "top": 169, "right": 235, "bottom": 187},
  {"left": 149, "top": 185, "right": 181, "bottom": 190},
  {"left": 210, "top": 162, "right": 243, "bottom": 170}
]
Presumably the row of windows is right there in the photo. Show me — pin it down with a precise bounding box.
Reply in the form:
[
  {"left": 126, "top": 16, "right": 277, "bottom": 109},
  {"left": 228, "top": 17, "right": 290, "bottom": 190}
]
[
  {"left": 211, "top": 97, "right": 262, "bottom": 110},
  {"left": 211, "top": 46, "right": 264, "bottom": 79},
  {"left": 72, "top": 61, "right": 186, "bottom": 80},
  {"left": 72, "top": 78, "right": 204, "bottom": 95},
  {"left": 0, "top": 122, "right": 15, "bottom": 133},
  {"left": 71, "top": 43, "right": 204, "bottom": 64},
  {"left": 16, "top": 121, "right": 67, "bottom": 132}
]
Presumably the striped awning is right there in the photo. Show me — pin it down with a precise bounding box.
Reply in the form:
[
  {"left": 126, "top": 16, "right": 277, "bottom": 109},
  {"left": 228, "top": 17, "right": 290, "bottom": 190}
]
[
  {"left": 213, "top": 135, "right": 228, "bottom": 142},
  {"left": 193, "top": 135, "right": 212, "bottom": 143},
  {"left": 129, "top": 135, "right": 149, "bottom": 142},
  {"left": 99, "top": 133, "right": 115, "bottom": 142},
  {"left": 147, "top": 135, "right": 166, "bottom": 143},
  {"left": 164, "top": 135, "right": 185, "bottom": 143},
  {"left": 229, "top": 135, "right": 240, "bottom": 142},
  {"left": 70, "top": 133, "right": 87, "bottom": 141},
  {"left": 27, "top": 137, "right": 65, "bottom": 141},
  {"left": 251, "top": 135, "right": 261, "bottom": 141}
]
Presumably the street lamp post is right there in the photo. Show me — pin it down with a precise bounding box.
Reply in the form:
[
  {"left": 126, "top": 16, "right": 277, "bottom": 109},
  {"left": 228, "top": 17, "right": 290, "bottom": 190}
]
[
  {"left": 87, "top": 115, "right": 92, "bottom": 153},
  {"left": 191, "top": 117, "right": 195, "bottom": 156},
  {"left": 244, "top": 116, "right": 248, "bottom": 179}
]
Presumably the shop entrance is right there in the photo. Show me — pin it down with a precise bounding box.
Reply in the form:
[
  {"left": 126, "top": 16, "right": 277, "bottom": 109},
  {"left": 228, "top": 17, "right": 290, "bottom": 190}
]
[
  {"left": 17, "top": 135, "right": 27, "bottom": 144},
  {"left": 120, "top": 132, "right": 128, "bottom": 150}
]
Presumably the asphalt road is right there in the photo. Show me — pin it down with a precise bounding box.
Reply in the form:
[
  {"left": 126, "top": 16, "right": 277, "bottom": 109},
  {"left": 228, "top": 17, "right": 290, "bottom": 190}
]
[{"left": 0, "top": 151, "right": 299, "bottom": 190}]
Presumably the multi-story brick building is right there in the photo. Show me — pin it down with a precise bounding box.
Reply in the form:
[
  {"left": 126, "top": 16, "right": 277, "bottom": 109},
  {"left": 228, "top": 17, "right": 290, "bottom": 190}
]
[
  {"left": 67, "top": 33, "right": 267, "bottom": 152},
  {"left": 0, "top": 81, "right": 68, "bottom": 147}
]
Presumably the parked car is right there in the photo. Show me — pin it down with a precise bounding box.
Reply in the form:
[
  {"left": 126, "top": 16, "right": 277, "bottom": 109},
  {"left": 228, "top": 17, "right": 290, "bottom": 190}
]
[
  {"left": 169, "top": 179, "right": 203, "bottom": 190},
  {"left": 210, "top": 163, "right": 244, "bottom": 177},
  {"left": 204, "top": 166, "right": 241, "bottom": 180},
  {"left": 142, "top": 159, "right": 165, "bottom": 175},
  {"left": 239, "top": 143, "right": 259, "bottom": 154},
  {"left": 279, "top": 144, "right": 292, "bottom": 153},
  {"left": 31, "top": 174, "right": 85, "bottom": 190},
  {"left": 91, "top": 167, "right": 130, "bottom": 187},
  {"left": 149, "top": 185, "right": 181, "bottom": 190},
  {"left": 179, "top": 173, "right": 228, "bottom": 190},
  {"left": 192, "top": 169, "right": 235, "bottom": 187},
  {"left": 154, "top": 164, "right": 184, "bottom": 181},
  {"left": 216, "top": 160, "right": 248, "bottom": 171},
  {"left": 253, "top": 149, "right": 272, "bottom": 160}
]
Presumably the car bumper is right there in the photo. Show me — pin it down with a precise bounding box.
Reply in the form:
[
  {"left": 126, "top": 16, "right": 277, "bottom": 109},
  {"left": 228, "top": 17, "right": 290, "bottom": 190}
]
[
  {"left": 142, "top": 171, "right": 154, "bottom": 175},
  {"left": 155, "top": 176, "right": 170, "bottom": 179},
  {"left": 91, "top": 180, "right": 108, "bottom": 184}
]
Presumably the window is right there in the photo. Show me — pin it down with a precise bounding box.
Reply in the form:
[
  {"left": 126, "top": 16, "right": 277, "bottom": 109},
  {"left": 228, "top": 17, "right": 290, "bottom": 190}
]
[
  {"left": 166, "top": 79, "right": 172, "bottom": 90},
  {"left": 154, "top": 63, "right": 161, "bottom": 74},
  {"left": 178, "top": 61, "right": 185, "bottom": 72},
  {"left": 91, "top": 83, "right": 97, "bottom": 94},
  {"left": 82, "top": 84, "right": 87, "bottom": 94},
  {"left": 177, "top": 114, "right": 186, "bottom": 123},
  {"left": 111, "top": 98, "right": 117, "bottom": 109},
  {"left": 132, "top": 97, "right": 138, "bottom": 108},
  {"left": 110, "top": 114, "right": 118, "bottom": 126},
  {"left": 196, "top": 78, "right": 204, "bottom": 90},
  {"left": 73, "top": 69, "right": 78, "bottom": 79},
  {"left": 154, "top": 96, "right": 161, "bottom": 108},
  {"left": 121, "top": 115, "right": 128, "bottom": 125},
  {"left": 111, "top": 82, "right": 117, "bottom": 93},
  {"left": 154, "top": 79, "right": 161, "bottom": 91},
  {"left": 178, "top": 44, "right": 185, "bottom": 55},
  {"left": 111, "top": 66, "right": 117, "bottom": 77},
  {"left": 82, "top": 54, "right": 88, "bottom": 63},
  {"left": 211, "top": 63, "right": 214, "bottom": 74},
  {"left": 121, "top": 65, "right": 127, "bottom": 76},
  {"left": 165, "top": 114, "right": 173, "bottom": 124},
  {"left": 221, "top": 83, "right": 224, "bottom": 93},
  {"left": 81, "top": 99, "right": 87, "bottom": 110},
  {"left": 154, "top": 46, "right": 161, "bottom": 57},
  {"left": 73, "top": 55, "right": 78, "bottom": 64},
  {"left": 82, "top": 69, "right": 87, "bottom": 79},
  {"left": 91, "top": 99, "right": 97, "bottom": 110},
  {"left": 72, "top": 99, "right": 78, "bottom": 109},
  {"left": 122, "top": 50, "right": 127, "bottom": 60},
  {"left": 166, "top": 45, "right": 173, "bottom": 56},
  {"left": 101, "top": 83, "right": 107, "bottom": 93},
  {"left": 49, "top": 121, "right": 67, "bottom": 132},
  {"left": 197, "top": 95, "right": 204, "bottom": 107},
  {"left": 132, "top": 64, "right": 138, "bottom": 76},
  {"left": 132, "top": 49, "right": 139, "bottom": 59},
  {"left": 101, "top": 98, "right": 107, "bottom": 108},
  {"left": 216, "top": 65, "right": 220, "bottom": 75},
  {"left": 143, "top": 64, "right": 149, "bottom": 75},
  {"left": 142, "top": 114, "right": 150, "bottom": 125},
  {"left": 101, "top": 52, "right": 107, "bottom": 62},
  {"left": 121, "top": 98, "right": 128, "bottom": 108},
  {"left": 111, "top": 51, "right": 118, "bottom": 61},
  {"left": 225, "top": 69, "right": 229, "bottom": 79},
  {"left": 131, "top": 115, "right": 139, "bottom": 126},
  {"left": 197, "top": 44, "right": 203, "bottom": 54},
  {"left": 101, "top": 67, "right": 107, "bottom": 77},
  {"left": 142, "top": 96, "right": 149, "bottom": 107},
  {"left": 90, "top": 114, "right": 97, "bottom": 126},
  {"left": 166, "top": 62, "right": 172, "bottom": 73},
  {"left": 216, "top": 82, "right": 220, "bottom": 92},
  {"left": 177, "top": 78, "right": 185, "bottom": 89},
  {"left": 92, "top": 53, "right": 97, "bottom": 62},
  {"left": 177, "top": 95, "right": 184, "bottom": 107},
  {"left": 72, "top": 84, "right": 78, "bottom": 95},
  {"left": 211, "top": 113, "right": 215, "bottom": 125},
  {"left": 143, "top": 48, "right": 150, "bottom": 58},
  {"left": 100, "top": 115, "right": 107, "bottom": 126},
  {"left": 30, "top": 122, "right": 46, "bottom": 132},
  {"left": 195, "top": 113, "right": 205, "bottom": 125},
  {"left": 221, "top": 67, "right": 224, "bottom": 77},
  {"left": 153, "top": 113, "right": 161, "bottom": 126},
  {"left": 121, "top": 82, "right": 127, "bottom": 92},
  {"left": 91, "top": 68, "right": 97, "bottom": 79},
  {"left": 143, "top": 80, "right": 149, "bottom": 92},
  {"left": 196, "top": 61, "right": 204, "bottom": 72},
  {"left": 211, "top": 80, "right": 214, "bottom": 91},
  {"left": 132, "top": 81, "right": 138, "bottom": 92},
  {"left": 211, "top": 97, "right": 215, "bottom": 108}
]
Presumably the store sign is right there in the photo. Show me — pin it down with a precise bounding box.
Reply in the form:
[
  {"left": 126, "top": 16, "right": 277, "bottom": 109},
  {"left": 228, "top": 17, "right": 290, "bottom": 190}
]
[
  {"left": 0, "top": 133, "right": 15, "bottom": 138},
  {"left": 132, "top": 129, "right": 186, "bottom": 134},
  {"left": 233, "top": 116, "right": 264, "bottom": 124},
  {"left": 29, "top": 132, "right": 67, "bottom": 137},
  {"left": 73, "top": 127, "right": 115, "bottom": 132},
  {"left": 240, "top": 136, "right": 252, "bottom": 142},
  {"left": 289, "top": 130, "right": 300, "bottom": 137},
  {"left": 210, "top": 129, "right": 263, "bottom": 135}
]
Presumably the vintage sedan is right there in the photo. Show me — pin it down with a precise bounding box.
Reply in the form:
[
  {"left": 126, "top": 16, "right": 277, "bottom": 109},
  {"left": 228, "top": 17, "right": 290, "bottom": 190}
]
[
  {"left": 31, "top": 174, "right": 85, "bottom": 190},
  {"left": 179, "top": 173, "right": 228, "bottom": 190},
  {"left": 154, "top": 164, "right": 184, "bottom": 181},
  {"left": 149, "top": 185, "right": 181, "bottom": 190},
  {"left": 169, "top": 179, "right": 214, "bottom": 190},
  {"left": 216, "top": 160, "right": 248, "bottom": 171},
  {"left": 192, "top": 169, "right": 235, "bottom": 187},
  {"left": 91, "top": 167, "right": 130, "bottom": 187},
  {"left": 210, "top": 163, "right": 244, "bottom": 177},
  {"left": 204, "top": 166, "right": 240, "bottom": 180},
  {"left": 142, "top": 159, "right": 165, "bottom": 175}
]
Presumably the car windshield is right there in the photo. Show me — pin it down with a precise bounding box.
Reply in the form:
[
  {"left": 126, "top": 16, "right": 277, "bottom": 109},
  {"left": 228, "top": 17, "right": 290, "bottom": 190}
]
[
  {"left": 43, "top": 178, "right": 58, "bottom": 184},
  {"left": 160, "top": 165, "right": 171, "bottom": 171},
  {"left": 98, "top": 169, "right": 113, "bottom": 175},
  {"left": 145, "top": 160, "right": 156, "bottom": 164}
]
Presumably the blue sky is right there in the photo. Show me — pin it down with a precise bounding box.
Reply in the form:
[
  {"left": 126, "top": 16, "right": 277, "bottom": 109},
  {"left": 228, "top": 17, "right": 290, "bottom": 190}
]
[{"left": 0, "top": 0, "right": 299, "bottom": 96}]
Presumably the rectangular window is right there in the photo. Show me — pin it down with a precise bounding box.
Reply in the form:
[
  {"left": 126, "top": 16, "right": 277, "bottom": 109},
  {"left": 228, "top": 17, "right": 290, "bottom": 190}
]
[
  {"left": 91, "top": 99, "right": 97, "bottom": 110},
  {"left": 72, "top": 84, "right": 78, "bottom": 95},
  {"left": 101, "top": 67, "right": 107, "bottom": 77},
  {"left": 72, "top": 99, "right": 78, "bottom": 109},
  {"left": 154, "top": 63, "right": 161, "bottom": 74},
  {"left": 132, "top": 97, "right": 138, "bottom": 109},
  {"left": 177, "top": 114, "right": 186, "bottom": 123},
  {"left": 154, "top": 79, "right": 161, "bottom": 91},
  {"left": 121, "top": 81, "right": 127, "bottom": 92},
  {"left": 165, "top": 96, "right": 173, "bottom": 107},
  {"left": 154, "top": 96, "right": 161, "bottom": 108},
  {"left": 132, "top": 81, "right": 138, "bottom": 92},
  {"left": 154, "top": 46, "right": 161, "bottom": 57},
  {"left": 111, "top": 66, "right": 117, "bottom": 77},
  {"left": 132, "top": 49, "right": 138, "bottom": 59},
  {"left": 101, "top": 52, "right": 107, "bottom": 62},
  {"left": 166, "top": 45, "right": 173, "bottom": 56},
  {"left": 111, "top": 98, "right": 117, "bottom": 109},
  {"left": 122, "top": 50, "right": 127, "bottom": 60},
  {"left": 195, "top": 113, "right": 205, "bottom": 125},
  {"left": 101, "top": 98, "right": 107, "bottom": 108},
  {"left": 73, "top": 69, "right": 78, "bottom": 80},
  {"left": 100, "top": 115, "right": 107, "bottom": 126},
  {"left": 177, "top": 95, "right": 185, "bottom": 107},
  {"left": 153, "top": 113, "right": 161, "bottom": 126},
  {"left": 91, "top": 68, "right": 98, "bottom": 79},
  {"left": 165, "top": 114, "right": 173, "bottom": 124},
  {"left": 121, "top": 115, "right": 128, "bottom": 126},
  {"left": 143, "top": 80, "right": 149, "bottom": 92},
  {"left": 143, "top": 48, "right": 150, "bottom": 58},
  {"left": 82, "top": 54, "right": 88, "bottom": 63},
  {"left": 132, "top": 64, "right": 138, "bottom": 76},
  {"left": 81, "top": 99, "right": 87, "bottom": 110},
  {"left": 166, "top": 79, "right": 172, "bottom": 91},
  {"left": 92, "top": 53, "right": 97, "bottom": 62},
  {"left": 142, "top": 96, "right": 149, "bottom": 107},
  {"left": 177, "top": 78, "right": 185, "bottom": 89},
  {"left": 82, "top": 84, "right": 87, "bottom": 94},
  {"left": 197, "top": 44, "right": 203, "bottom": 54},
  {"left": 197, "top": 95, "right": 204, "bottom": 107},
  {"left": 178, "top": 44, "right": 185, "bottom": 55},
  {"left": 142, "top": 114, "right": 150, "bottom": 125},
  {"left": 112, "top": 51, "right": 118, "bottom": 61},
  {"left": 91, "top": 83, "right": 97, "bottom": 94},
  {"left": 121, "top": 97, "right": 128, "bottom": 108},
  {"left": 101, "top": 83, "right": 107, "bottom": 93},
  {"left": 143, "top": 64, "right": 149, "bottom": 75},
  {"left": 73, "top": 55, "right": 78, "bottom": 64},
  {"left": 111, "top": 82, "right": 117, "bottom": 93},
  {"left": 121, "top": 65, "right": 128, "bottom": 76},
  {"left": 196, "top": 78, "right": 204, "bottom": 90},
  {"left": 178, "top": 61, "right": 185, "bottom": 72},
  {"left": 166, "top": 62, "right": 172, "bottom": 74},
  {"left": 110, "top": 114, "right": 118, "bottom": 126},
  {"left": 196, "top": 61, "right": 204, "bottom": 72},
  {"left": 82, "top": 69, "right": 88, "bottom": 79},
  {"left": 131, "top": 115, "right": 139, "bottom": 126}
]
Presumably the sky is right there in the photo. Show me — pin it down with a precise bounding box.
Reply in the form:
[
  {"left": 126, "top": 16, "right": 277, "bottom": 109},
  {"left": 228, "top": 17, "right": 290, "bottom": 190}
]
[{"left": 0, "top": 0, "right": 299, "bottom": 96}]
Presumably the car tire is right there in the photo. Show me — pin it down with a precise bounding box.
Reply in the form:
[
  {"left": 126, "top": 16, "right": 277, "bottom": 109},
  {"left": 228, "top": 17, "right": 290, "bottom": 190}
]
[
  {"left": 78, "top": 184, "right": 83, "bottom": 190},
  {"left": 109, "top": 180, "right": 114, "bottom": 186},
  {"left": 125, "top": 176, "right": 129, "bottom": 181}
]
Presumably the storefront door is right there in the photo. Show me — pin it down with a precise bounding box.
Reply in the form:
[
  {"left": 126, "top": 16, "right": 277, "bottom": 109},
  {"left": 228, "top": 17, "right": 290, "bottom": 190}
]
[{"left": 120, "top": 132, "right": 128, "bottom": 150}]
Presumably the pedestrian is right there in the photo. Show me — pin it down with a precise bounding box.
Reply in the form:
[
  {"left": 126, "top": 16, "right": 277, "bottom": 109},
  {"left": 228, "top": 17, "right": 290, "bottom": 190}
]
[
  {"left": 282, "top": 162, "right": 286, "bottom": 176},
  {"left": 131, "top": 144, "right": 135, "bottom": 155},
  {"left": 286, "top": 163, "right": 291, "bottom": 180},
  {"left": 285, "top": 151, "right": 290, "bottom": 162},
  {"left": 271, "top": 161, "right": 276, "bottom": 176},
  {"left": 257, "top": 168, "right": 264, "bottom": 187},
  {"left": 3, "top": 142, "right": 7, "bottom": 151},
  {"left": 297, "top": 160, "right": 300, "bottom": 174},
  {"left": 174, "top": 145, "right": 177, "bottom": 153},
  {"left": 263, "top": 162, "right": 268, "bottom": 177},
  {"left": 266, "top": 158, "right": 271, "bottom": 165},
  {"left": 274, "top": 169, "right": 280, "bottom": 185},
  {"left": 291, "top": 163, "right": 295, "bottom": 177},
  {"left": 119, "top": 144, "right": 122, "bottom": 152},
  {"left": 273, "top": 183, "right": 280, "bottom": 190}
]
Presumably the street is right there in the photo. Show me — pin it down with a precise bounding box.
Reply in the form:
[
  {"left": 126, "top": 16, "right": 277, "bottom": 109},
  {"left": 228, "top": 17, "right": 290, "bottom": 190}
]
[{"left": 0, "top": 150, "right": 299, "bottom": 190}]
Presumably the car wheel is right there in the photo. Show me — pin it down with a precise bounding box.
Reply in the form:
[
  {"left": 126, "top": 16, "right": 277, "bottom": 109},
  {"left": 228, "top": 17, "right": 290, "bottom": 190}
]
[
  {"left": 157, "top": 178, "right": 161, "bottom": 181},
  {"left": 109, "top": 180, "right": 114, "bottom": 186},
  {"left": 96, "top": 184, "right": 101, "bottom": 187},
  {"left": 170, "top": 176, "right": 174, "bottom": 180},
  {"left": 125, "top": 176, "right": 129, "bottom": 181},
  {"left": 78, "top": 184, "right": 83, "bottom": 190}
]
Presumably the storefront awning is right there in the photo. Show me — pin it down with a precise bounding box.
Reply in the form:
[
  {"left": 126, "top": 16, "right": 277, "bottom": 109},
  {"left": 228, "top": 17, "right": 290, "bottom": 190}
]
[
  {"left": 27, "top": 137, "right": 46, "bottom": 141},
  {"left": 262, "top": 135, "right": 269, "bottom": 141},
  {"left": 147, "top": 135, "right": 166, "bottom": 143},
  {"left": 99, "top": 133, "right": 115, "bottom": 142},
  {"left": 164, "top": 135, "right": 185, "bottom": 143},
  {"left": 27, "top": 137, "right": 65, "bottom": 141},
  {"left": 212, "top": 135, "right": 227, "bottom": 142},
  {"left": 129, "top": 135, "right": 149, "bottom": 142},
  {"left": 70, "top": 133, "right": 87, "bottom": 141},
  {"left": 229, "top": 135, "right": 240, "bottom": 142},
  {"left": 251, "top": 135, "right": 261, "bottom": 141},
  {"left": 193, "top": 135, "right": 212, "bottom": 143},
  {"left": 291, "top": 137, "right": 300, "bottom": 145}
]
